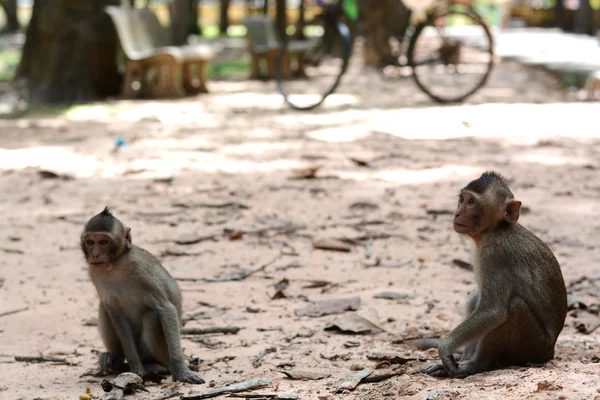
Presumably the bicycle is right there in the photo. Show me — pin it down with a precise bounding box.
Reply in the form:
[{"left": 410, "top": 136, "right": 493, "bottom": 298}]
[{"left": 275, "top": 0, "right": 495, "bottom": 110}]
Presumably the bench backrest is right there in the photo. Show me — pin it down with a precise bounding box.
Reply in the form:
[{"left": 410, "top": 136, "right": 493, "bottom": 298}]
[
  {"left": 106, "top": 6, "right": 169, "bottom": 58},
  {"left": 242, "top": 15, "right": 280, "bottom": 52}
]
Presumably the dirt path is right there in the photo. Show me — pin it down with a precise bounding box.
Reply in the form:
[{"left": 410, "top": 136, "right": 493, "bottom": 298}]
[{"left": 1, "top": 60, "right": 599, "bottom": 400}]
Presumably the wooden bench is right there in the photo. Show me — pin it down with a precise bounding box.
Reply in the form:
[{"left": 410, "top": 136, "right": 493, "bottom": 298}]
[
  {"left": 242, "top": 15, "right": 311, "bottom": 80},
  {"left": 106, "top": 6, "right": 215, "bottom": 98}
]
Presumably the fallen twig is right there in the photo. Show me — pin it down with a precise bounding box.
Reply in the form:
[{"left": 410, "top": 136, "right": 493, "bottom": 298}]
[
  {"left": 15, "top": 355, "right": 71, "bottom": 365},
  {"left": 363, "top": 256, "right": 413, "bottom": 268},
  {"left": 181, "top": 378, "right": 272, "bottom": 399},
  {"left": 181, "top": 326, "right": 242, "bottom": 335},
  {"left": 150, "top": 391, "right": 181, "bottom": 400},
  {"left": 175, "top": 256, "right": 279, "bottom": 283},
  {"left": 0, "top": 306, "right": 29, "bottom": 318},
  {"left": 174, "top": 225, "right": 305, "bottom": 246},
  {"left": 0, "top": 247, "right": 24, "bottom": 254},
  {"left": 252, "top": 347, "right": 277, "bottom": 368},
  {"left": 365, "top": 236, "right": 374, "bottom": 259},
  {"left": 173, "top": 201, "right": 249, "bottom": 209},
  {"left": 227, "top": 394, "right": 298, "bottom": 399}
]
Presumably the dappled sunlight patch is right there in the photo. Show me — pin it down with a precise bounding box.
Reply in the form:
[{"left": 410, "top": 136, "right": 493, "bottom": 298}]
[
  {"left": 514, "top": 153, "right": 592, "bottom": 166},
  {"left": 221, "top": 141, "right": 301, "bottom": 155},
  {"left": 248, "top": 128, "right": 275, "bottom": 138},
  {"left": 335, "top": 165, "right": 481, "bottom": 185},
  {"left": 307, "top": 124, "right": 371, "bottom": 143},
  {"left": 275, "top": 109, "right": 371, "bottom": 128},
  {"left": 212, "top": 92, "right": 285, "bottom": 109},
  {"left": 66, "top": 100, "right": 216, "bottom": 126},
  {"left": 129, "top": 156, "right": 305, "bottom": 175},
  {"left": 133, "top": 137, "right": 216, "bottom": 151},
  {"left": 0, "top": 147, "right": 99, "bottom": 177},
  {"left": 372, "top": 103, "right": 600, "bottom": 142}
]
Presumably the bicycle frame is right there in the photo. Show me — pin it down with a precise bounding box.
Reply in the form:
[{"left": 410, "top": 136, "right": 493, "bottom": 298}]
[{"left": 312, "top": 0, "right": 484, "bottom": 69}]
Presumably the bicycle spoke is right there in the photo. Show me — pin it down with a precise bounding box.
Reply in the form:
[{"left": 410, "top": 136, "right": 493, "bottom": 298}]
[{"left": 408, "top": 9, "right": 494, "bottom": 103}]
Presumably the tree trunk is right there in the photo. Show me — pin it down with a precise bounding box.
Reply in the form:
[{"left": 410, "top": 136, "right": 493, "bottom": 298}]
[
  {"left": 170, "top": 0, "right": 192, "bottom": 45},
  {"left": 189, "top": 0, "right": 201, "bottom": 36},
  {"left": 360, "top": 0, "right": 411, "bottom": 65},
  {"left": 554, "top": 0, "right": 568, "bottom": 31},
  {"left": 263, "top": 0, "right": 269, "bottom": 15},
  {"left": 15, "top": 0, "right": 121, "bottom": 106},
  {"left": 219, "top": 0, "right": 231, "bottom": 35},
  {"left": 1, "top": 0, "right": 19, "bottom": 33},
  {"left": 275, "top": 0, "right": 286, "bottom": 42},
  {"left": 574, "top": 0, "right": 593, "bottom": 35}
]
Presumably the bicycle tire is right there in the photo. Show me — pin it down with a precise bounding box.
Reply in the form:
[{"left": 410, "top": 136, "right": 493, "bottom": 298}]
[
  {"left": 407, "top": 8, "right": 494, "bottom": 104},
  {"left": 276, "top": 17, "right": 352, "bottom": 111}
]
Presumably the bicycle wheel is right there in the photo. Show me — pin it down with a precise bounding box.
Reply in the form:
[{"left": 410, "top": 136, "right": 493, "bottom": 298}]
[
  {"left": 276, "top": 17, "right": 352, "bottom": 111},
  {"left": 408, "top": 8, "right": 494, "bottom": 103}
]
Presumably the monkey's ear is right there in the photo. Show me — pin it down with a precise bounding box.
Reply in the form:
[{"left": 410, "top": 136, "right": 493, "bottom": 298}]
[
  {"left": 125, "top": 227, "right": 132, "bottom": 249},
  {"left": 503, "top": 200, "right": 521, "bottom": 224}
]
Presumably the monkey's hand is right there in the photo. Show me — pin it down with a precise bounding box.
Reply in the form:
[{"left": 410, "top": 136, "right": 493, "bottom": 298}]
[
  {"left": 438, "top": 344, "right": 463, "bottom": 378},
  {"left": 172, "top": 367, "right": 205, "bottom": 384},
  {"left": 419, "top": 362, "right": 449, "bottom": 378}
]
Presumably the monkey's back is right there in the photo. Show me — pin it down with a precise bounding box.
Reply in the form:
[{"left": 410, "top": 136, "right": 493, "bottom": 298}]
[{"left": 482, "top": 223, "right": 567, "bottom": 342}]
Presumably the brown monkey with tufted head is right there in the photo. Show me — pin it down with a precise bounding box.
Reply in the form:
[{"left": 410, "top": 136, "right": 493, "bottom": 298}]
[
  {"left": 81, "top": 207, "right": 204, "bottom": 384},
  {"left": 420, "top": 171, "right": 567, "bottom": 378}
]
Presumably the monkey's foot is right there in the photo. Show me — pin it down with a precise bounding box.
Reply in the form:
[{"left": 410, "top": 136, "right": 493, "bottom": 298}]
[
  {"left": 99, "top": 352, "right": 127, "bottom": 372},
  {"left": 143, "top": 363, "right": 169, "bottom": 375},
  {"left": 172, "top": 368, "right": 205, "bottom": 384},
  {"left": 420, "top": 362, "right": 449, "bottom": 378}
]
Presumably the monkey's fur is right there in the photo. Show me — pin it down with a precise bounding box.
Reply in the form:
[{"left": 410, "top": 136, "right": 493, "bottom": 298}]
[
  {"left": 421, "top": 171, "right": 567, "bottom": 378},
  {"left": 81, "top": 207, "right": 204, "bottom": 384}
]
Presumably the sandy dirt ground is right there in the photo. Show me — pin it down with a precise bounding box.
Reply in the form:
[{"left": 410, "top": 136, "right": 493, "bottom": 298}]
[{"left": 1, "top": 57, "right": 600, "bottom": 400}]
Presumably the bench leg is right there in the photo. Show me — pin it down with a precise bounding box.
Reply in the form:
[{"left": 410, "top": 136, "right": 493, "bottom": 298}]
[
  {"left": 122, "top": 60, "right": 144, "bottom": 99},
  {"left": 183, "top": 61, "right": 209, "bottom": 94},
  {"left": 145, "top": 57, "right": 185, "bottom": 98},
  {"left": 266, "top": 49, "right": 278, "bottom": 80},
  {"left": 249, "top": 53, "right": 261, "bottom": 79}
]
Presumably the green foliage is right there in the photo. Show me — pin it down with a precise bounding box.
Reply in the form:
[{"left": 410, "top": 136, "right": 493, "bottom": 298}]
[
  {"left": 0, "top": 49, "right": 20, "bottom": 82},
  {"left": 208, "top": 57, "right": 249, "bottom": 78}
]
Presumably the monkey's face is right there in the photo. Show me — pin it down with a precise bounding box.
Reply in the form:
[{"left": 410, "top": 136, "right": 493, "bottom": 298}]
[
  {"left": 81, "top": 232, "right": 120, "bottom": 266},
  {"left": 454, "top": 190, "right": 494, "bottom": 239}
]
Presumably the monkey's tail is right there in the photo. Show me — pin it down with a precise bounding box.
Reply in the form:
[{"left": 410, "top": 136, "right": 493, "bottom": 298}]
[{"left": 415, "top": 338, "right": 440, "bottom": 350}]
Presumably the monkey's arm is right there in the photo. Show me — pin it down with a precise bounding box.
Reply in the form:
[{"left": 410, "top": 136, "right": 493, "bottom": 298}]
[
  {"left": 438, "top": 306, "right": 508, "bottom": 377},
  {"left": 106, "top": 307, "right": 144, "bottom": 374}
]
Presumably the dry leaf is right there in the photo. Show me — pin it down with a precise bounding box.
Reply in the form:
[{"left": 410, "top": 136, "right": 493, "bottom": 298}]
[
  {"left": 452, "top": 259, "right": 473, "bottom": 271},
  {"left": 278, "top": 368, "right": 331, "bottom": 380},
  {"left": 336, "top": 368, "right": 374, "bottom": 393},
  {"left": 301, "top": 280, "right": 331, "bottom": 289},
  {"left": 349, "top": 157, "right": 371, "bottom": 167},
  {"left": 295, "top": 296, "right": 361, "bottom": 317},
  {"left": 573, "top": 310, "right": 600, "bottom": 334},
  {"left": 271, "top": 278, "right": 290, "bottom": 300},
  {"left": 228, "top": 232, "right": 244, "bottom": 240},
  {"left": 292, "top": 166, "right": 320, "bottom": 179},
  {"left": 313, "top": 239, "right": 351, "bottom": 252},
  {"left": 325, "top": 308, "right": 382, "bottom": 334},
  {"left": 366, "top": 352, "right": 417, "bottom": 365},
  {"left": 373, "top": 292, "right": 409, "bottom": 300}
]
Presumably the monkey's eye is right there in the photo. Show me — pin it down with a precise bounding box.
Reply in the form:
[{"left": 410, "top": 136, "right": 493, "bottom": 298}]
[
  {"left": 99, "top": 239, "right": 109, "bottom": 246},
  {"left": 458, "top": 195, "right": 464, "bottom": 203},
  {"left": 86, "top": 239, "right": 94, "bottom": 246},
  {"left": 467, "top": 198, "right": 475, "bottom": 205}
]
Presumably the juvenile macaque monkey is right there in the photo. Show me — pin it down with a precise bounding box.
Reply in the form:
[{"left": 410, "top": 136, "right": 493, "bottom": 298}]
[
  {"left": 421, "top": 171, "right": 567, "bottom": 378},
  {"left": 81, "top": 207, "right": 204, "bottom": 384}
]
